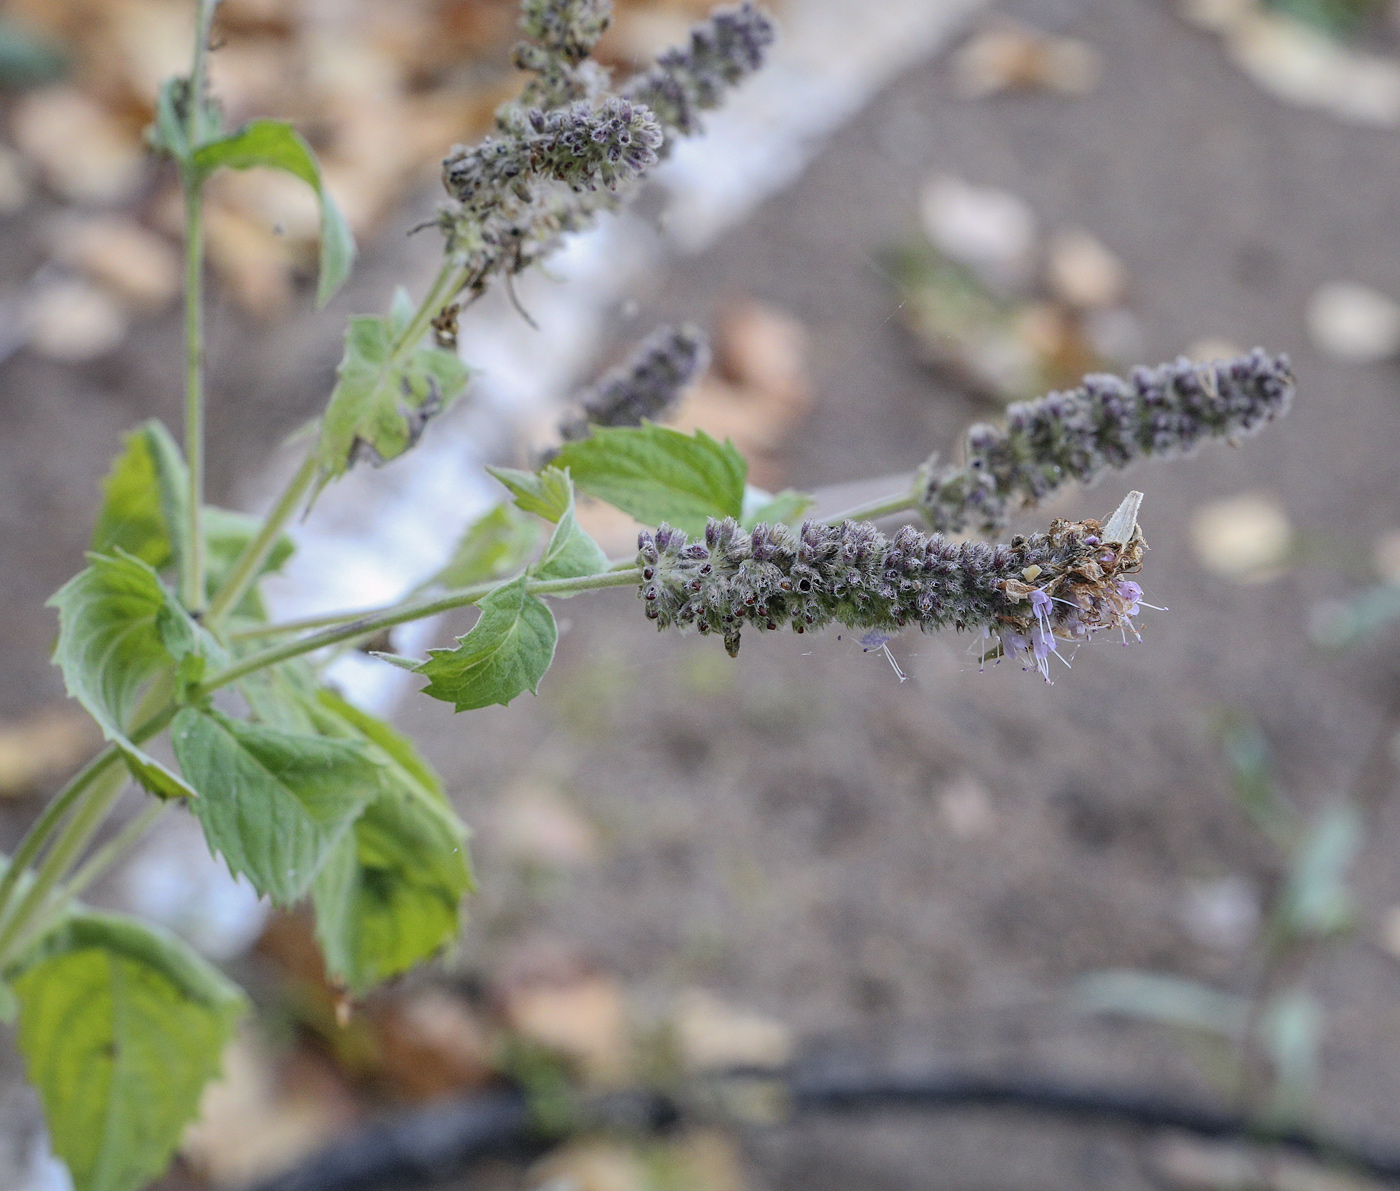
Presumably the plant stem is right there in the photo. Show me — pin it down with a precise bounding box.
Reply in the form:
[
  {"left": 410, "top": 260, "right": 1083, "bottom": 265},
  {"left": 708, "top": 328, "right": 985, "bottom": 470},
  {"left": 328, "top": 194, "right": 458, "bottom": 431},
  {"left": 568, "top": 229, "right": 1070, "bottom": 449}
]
[
  {"left": 821, "top": 486, "right": 919, "bottom": 527},
  {"left": 0, "top": 747, "right": 121, "bottom": 946},
  {"left": 205, "top": 452, "right": 317, "bottom": 624},
  {"left": 204, "top": 259, "right": 468, "bottom": 627},
  {"left": 200, "top": 567, "right": 641, "bottom": 694},
  {"left": 178, "top": 0, "right": 218, "bottom": 614},
  {"left": 0, "top": 761, "right": 129, "bottom": 969},
  {"left": 5, "top": 802, "right": 173, "bottom": 963}
]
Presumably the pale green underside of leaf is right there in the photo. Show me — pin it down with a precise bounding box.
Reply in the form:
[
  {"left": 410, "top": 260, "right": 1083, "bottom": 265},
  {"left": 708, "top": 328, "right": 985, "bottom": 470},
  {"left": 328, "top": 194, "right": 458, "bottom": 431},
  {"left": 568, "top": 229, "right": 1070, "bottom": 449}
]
[
  {"left": 550, "top": 424, "right": 747, "bottom": 535},
  {"left": 316, "top": 314, "right": 470, "bottom": 484},
  {"left": 191, "top": 119, "right": 355, "bottom": 307},
  {"left": 13, "top": 911, "right": 245, "bottom": 1191},
  {"left": 487, "top": 465, "right": 573, "bottom": 523},
  {"left": 417, "top": 575, "right": 557, "bottom": 712},
  {"left": 531, "top": 478, "right": 609, "bottom": 587},
  {"left": 171, "top": 708, "right": 382, "bottom": 904},
  {"left": 48, "top": 552, "right": 208, "bottom": 798}
]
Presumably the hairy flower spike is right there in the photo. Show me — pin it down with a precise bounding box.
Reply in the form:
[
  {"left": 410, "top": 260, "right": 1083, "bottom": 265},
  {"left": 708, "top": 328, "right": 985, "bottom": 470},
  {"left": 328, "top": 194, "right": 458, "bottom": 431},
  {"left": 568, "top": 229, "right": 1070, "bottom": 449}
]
[
  {"left": 638, "top": 501, "right": 1149, "bottom": 678},
  {"left": 918, "top": 350, "right": 1294, "bottom": 537},
  {"left": 518, "top": 0, "right": 612, "bottom": 62},
  {"left": 443, "top": 98, "right": 662, "bottom": 215},
  {"left": 560, "top": 324, "right": 710, "bottom": 440},
  {"left": 623, "top": 1, "right": 776, "bottom": 144}
]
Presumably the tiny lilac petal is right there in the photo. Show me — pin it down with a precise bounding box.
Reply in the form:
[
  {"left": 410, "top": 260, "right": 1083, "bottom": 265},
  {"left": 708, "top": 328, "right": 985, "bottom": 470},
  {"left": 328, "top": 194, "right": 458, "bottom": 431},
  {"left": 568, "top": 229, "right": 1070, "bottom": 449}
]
[{"left": 1029, "top": 589, "right": 1053, "bottom": 614}]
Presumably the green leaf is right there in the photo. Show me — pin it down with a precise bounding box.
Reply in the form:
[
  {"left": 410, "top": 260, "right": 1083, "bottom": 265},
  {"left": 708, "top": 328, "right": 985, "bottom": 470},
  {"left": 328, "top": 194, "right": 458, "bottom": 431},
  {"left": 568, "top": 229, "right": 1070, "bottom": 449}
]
[
  {"left": 90, "top": 423, "right": 290, "bottom": 616},
  {"left": 532, "top": 478, "right": 609, "bottom": 586},
  {"left": 317, "top": 314, "right": 470, "bottom": 484},
  {"left": 743, "top": 487, "right": 815, "bottom": 530},
  {"left": 150, "top": 78, "right": 191, "bottom": 163},
  {"left": 420, "top": 503, "right": 542, "bottom": 592},
  {"left": 1077, "top": 970, "right": 1249, "bottom": 1040},
  {"left": 551, "top": 425, "right": 746, "bottom": 535},
  {"left": 1260, "top": 987, "right": 1320, "bottom": 1121},
  {"left": 12, "top": 911, "right": 245, "bottom": 1191},
  {"left": 170, "top": 708, "right": 382, "bottom": 904},
  {"left": 91, "top": 421, "right": 187, "bottom": 571},
  {"left": 310, "top": 693, "right": 470, "bottom": 992},
  {"left": 417, "top": 575, "right": 557, "bottom": 712},
  {"left": 190, "top": 119, "right": 355, "bottom": 306},
  {"left": 388, "top": 286, "right": 415, "bottom": 337},
  {"left": 48, "top": 553, "right": 210, "bottom": 798},
  {"left": 486, "top": 465, "right": 573, "bottom": 523}
]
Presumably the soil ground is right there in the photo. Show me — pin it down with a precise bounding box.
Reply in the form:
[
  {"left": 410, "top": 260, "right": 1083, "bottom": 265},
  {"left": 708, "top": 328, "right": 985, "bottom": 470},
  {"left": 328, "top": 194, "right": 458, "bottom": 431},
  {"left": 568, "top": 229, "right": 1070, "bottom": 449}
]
[{"left": 6, "top": 0, "right": 1400, "bottom": 1186}]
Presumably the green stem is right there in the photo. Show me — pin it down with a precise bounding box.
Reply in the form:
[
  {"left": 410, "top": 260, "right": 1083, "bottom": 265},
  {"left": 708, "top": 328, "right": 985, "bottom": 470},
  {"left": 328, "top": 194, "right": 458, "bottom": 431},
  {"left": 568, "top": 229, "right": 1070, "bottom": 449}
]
[
  {"left": 205, "top": 452, "right": 317, "bottom": 625},
  {"left": 0, "top": 747, "right": 121, "bottom": 944},
  {"left": 178, "top": 0, "right": 218, "bottom": 614},
  {"left": 200, "top": 567, "right": 641, "bottom": 695},
  {"left": 821, "top": 486, "right": 919, "bottom": 527},
  {"left": 5, "top": 802, "right": 172, "bottom": 963},
  {"left": 0, "top": 762, "right": 129, "bottom": 969},
  {"left": 204, "top": 259, "right": 468, "bottom": 628}
]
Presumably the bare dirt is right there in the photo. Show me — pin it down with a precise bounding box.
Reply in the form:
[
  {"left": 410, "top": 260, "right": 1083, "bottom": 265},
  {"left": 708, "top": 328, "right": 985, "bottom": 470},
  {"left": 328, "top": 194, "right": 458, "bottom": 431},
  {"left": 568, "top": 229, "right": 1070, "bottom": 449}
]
[{"left": 6, "top": 0, "right": 1400, "bottom": 1185}]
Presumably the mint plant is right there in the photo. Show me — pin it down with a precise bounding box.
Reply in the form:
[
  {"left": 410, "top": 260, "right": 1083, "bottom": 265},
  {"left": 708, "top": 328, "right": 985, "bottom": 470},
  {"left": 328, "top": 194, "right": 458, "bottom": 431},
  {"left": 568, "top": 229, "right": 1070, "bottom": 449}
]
[{"left": 0, "top": 1, "right": 1294, "bottom": 1188}]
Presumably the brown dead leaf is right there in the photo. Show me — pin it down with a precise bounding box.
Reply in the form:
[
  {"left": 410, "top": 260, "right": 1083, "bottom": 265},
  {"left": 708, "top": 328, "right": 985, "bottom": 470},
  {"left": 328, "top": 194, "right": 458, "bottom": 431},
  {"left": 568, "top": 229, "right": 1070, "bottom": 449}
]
[
  {"left": 503, "top": 966, "right": 632, "bottom": 1085},
  {"left": 0, "top": 704, "right": 99, "bottom": 796},
  {"left": 490, "top": 778, "right": 601, "bottom": 870},
  {"left": 11, "top": 88, "right": 145, "bottom": 206},
  {"left": 203, "top": 199, "right": 299, "bottom": 315},
  {"left": 528, "top": 1139, "right": 648, "bottom": 1191},
  {"left": 674, "top": 989, "right": 792, "bottom": 1073},
  {"left": 50, "top": 215, "right": 181, "bottom": 311},
  {"left": 372, "top": 988, "right": 496, "bottom": 1100},
  {"left": 951, "top": 19, "right": 1101, "bottom": 98},
  {"left": 182, "top": 1032, "right": 358, "bottom": 1188},
  {"left": 1045, "top": 229, "right": 1127, "bottom": 310},
  {"left": 27, "top": 278, "right": 129, "bottom": 361}
]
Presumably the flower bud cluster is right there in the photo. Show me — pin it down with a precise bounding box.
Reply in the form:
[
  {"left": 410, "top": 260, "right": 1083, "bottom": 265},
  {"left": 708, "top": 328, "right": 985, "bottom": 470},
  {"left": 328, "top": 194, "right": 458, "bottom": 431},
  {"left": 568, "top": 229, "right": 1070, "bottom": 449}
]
[
  {"left": 560, "top": 323, "right": 710, "bottom": 440},
  {"left": 918, "top": 349, "right": 1294, "bottom": 536},
  {"left": 623, "top": 2, "right": 776, "bottom": 142},
  {"left": 435, "top": 0, "right": 775, "bottom": 308},
  {"left": 518, "top": 0, "right": 611, "bottom": 63},
  {"left": 443, "top": 99, "right": 662, "bottom": 216},
  {"left": 637, "top": 511, "right": 1148, "bottom": 675}
]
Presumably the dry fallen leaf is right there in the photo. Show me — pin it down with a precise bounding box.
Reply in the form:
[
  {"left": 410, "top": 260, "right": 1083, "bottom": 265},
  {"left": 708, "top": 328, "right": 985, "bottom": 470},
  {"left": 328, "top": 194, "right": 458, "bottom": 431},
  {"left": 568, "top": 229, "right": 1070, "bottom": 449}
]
[
  {"left": 1045, "top": 229, "right": 1127, "bottom": 310},
  {"left": 1307, "top": 281, "right": 1400, "bottom": 363},
  {"left": 937, "top": 772, "right": 996, "bottom": 840},
  {"left": 11, "top": 88, "right": 145, "bottom": 206},
  {"left": 1190, "top": 493, "right": 1293, "bottom": 581},
  {"left": 919, "top": 174, "right": 1038, "bottom": 292},
  {"left": 527, "top": 1139, "right": 649, "bottom": 1191},
  {"left": 490, "top": 778, "right": 601, "bottom": 870},
  {"left": 50, "top": 215, "right": 182, "bottom": 312},
  {"left": 505, "top": 971, "right": 632, "bottom": 1085},
  {"left": 674, "top": 988, "right": 793, "bottom": 1073},
  {"left": 951, "top": 20, "right": 1102, "bottom": 98},
  {"left": 27, "top": 278, "right": 129, "bottom": 361},
  {"left": 182, "top": 1032, "right": 358, "bottom": 1188},
  {"left": 674, "top": 299, "right": 812, "bottom": 487},
  {"left": 372, "top": 988, "right": 496, "bottom": 1100},
  {"left": 0, "top": 704, "right": 99, "bottom": 796}
]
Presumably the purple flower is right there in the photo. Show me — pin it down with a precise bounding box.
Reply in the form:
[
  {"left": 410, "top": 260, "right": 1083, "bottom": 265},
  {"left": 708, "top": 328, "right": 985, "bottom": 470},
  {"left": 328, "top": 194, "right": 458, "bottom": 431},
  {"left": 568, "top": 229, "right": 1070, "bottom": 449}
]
[{"left": 1116, "top": 579, "right": 1142, "bottom": 615}]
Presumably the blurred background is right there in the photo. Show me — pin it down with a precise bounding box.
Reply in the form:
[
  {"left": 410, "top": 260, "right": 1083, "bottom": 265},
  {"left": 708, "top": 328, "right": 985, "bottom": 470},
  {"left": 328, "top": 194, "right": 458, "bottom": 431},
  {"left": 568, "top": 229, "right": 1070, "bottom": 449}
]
[{"left": 4, "top": 0, "right": 1400, "bottom": 1186}]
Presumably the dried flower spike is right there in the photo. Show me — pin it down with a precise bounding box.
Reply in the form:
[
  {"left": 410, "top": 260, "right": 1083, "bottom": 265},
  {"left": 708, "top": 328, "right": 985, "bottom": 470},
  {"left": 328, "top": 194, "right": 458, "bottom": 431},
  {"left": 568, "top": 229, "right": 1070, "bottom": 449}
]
[
  {"left": 623, "top": 1, "right": 777, "bottom": 144},
  {"left": 637, "top": 492, "right": 1150, "bottom": 680},
  {"left": 443, "top": 98, "right": 662, "bottom": 216},
  {"left": 560, "top": 323, "right": 710, "bottom": 440},
  {"left": 918, "top": 349, "right": 1293, "bottom": 537}
]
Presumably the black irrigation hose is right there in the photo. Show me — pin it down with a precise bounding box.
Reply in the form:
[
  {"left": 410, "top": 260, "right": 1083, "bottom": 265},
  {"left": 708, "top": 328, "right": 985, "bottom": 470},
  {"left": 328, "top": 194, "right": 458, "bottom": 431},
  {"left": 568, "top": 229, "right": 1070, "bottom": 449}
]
[{"left": 250, "top": 1070, "right": 1400, "bottom": 1191}]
